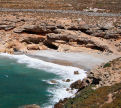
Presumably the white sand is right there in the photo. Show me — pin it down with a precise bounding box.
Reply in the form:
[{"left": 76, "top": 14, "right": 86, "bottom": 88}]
[{"left": 32, "top": 50, "right": 120, "bottom": 70}]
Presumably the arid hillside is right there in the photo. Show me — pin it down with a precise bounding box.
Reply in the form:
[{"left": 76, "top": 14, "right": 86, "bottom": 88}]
[{"left": 0, "top": 0, "right": 121, "bottom": 13}]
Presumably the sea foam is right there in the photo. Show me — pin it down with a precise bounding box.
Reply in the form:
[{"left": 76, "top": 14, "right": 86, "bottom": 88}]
[{"left": 0, "top": 53, "right": 87, "bottom": 107}]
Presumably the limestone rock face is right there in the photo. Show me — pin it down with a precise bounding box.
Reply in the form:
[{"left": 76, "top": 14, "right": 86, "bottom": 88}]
[
  {"left": 14, "top": 24, "right": 57, "bottom": 34},
  {"left": 0, "top": 24, "right": 15, "bottom": 31},
  {"left": 47, "top": 30, "right": 115, "bottom": 52},
  {"left": 66, "top": 22, "right": 121, "bottom": 39},
  {"left": 21, "top": 35, "right": 45, "bottom": 44},
  {"left": 0, "top": 21, "right": 15, "bottom": 31},
  {"left": 0, "top": 14, "right": 121, "bottom": 54}
]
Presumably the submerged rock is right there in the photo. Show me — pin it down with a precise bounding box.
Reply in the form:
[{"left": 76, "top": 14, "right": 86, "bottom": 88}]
[
  {"left": 66, "top": 88, "right": 70, "bottom": 91},
  {"left": 74, "top": 71, "right": 79, "bottom": 75},
  {"left": 66, "top": 79, "right": 71, "bottom": 82},
  {"left": 50, "top": 80, "right": 57, "bottom": 84},
  {"left": 20, "top": 104, "right": 40, "bottom": 108}
]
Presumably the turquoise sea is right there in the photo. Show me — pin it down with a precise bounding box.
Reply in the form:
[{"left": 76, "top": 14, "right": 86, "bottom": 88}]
[
  {"left": 0, "top": 54, "right": 86, "bottom": 108},
  {"left": 0, "top": 56, "right": 59, "bottom": 108}
]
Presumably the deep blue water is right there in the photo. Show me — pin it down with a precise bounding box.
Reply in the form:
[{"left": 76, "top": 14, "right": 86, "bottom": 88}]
[{"left": 0, "top": 56, "right": 59, "bottom": 108}]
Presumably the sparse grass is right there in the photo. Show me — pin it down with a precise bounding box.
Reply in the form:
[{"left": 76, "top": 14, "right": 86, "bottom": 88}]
[
  {"left": 0, "top": 0, "right": 121, "bottom": 13},
  {"left": 64, "top": 83, "right": 121, "bottom": 108},
  {"left": 103, "top": 57, "right": 121, "bottom": 68}
]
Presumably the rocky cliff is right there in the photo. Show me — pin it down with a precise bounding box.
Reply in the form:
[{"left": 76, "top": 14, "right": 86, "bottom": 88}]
[
  {"left": 0, "top": 13, "right": 121, "bottom": 54},
  {"left": 54, "top": 57, "right": 121, "bottom": 108}
]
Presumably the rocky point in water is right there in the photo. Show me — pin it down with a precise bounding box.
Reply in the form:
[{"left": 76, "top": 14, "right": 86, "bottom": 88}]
[{"left": 54, "top": 57, "right": 121, "bottom": 108}]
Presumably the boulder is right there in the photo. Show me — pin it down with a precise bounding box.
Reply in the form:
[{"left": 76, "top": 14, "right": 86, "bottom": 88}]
[
  {"left": 74, "top": 71, "right": 79, "bottom": 75},
  {"left": 66, "top": 79, "right": 71, "bottom": 82},
  {"left": 70, "top": 79, "right": 92, "bottom": 90},
  {"left": 70, "top": 80, "right": 83, "bottom": 89},
  {"left": 50, "top": 80, "right": 57, "bottom": 84},
  {"left": 66, "top": 88, "right": 70, "bottom": 91}
]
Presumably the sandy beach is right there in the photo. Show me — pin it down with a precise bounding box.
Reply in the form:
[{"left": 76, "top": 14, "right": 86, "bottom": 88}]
[{"left": 27, "top": 50, "right": 121, "bottom": 71}]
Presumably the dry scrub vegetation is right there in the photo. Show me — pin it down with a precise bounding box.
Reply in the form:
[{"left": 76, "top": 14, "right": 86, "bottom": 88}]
[
  {"left": 64, "top": 83, "right": 121, "bottom": 108},
  {"left": 0, "top": 0, "right": 121, "bottom": 13}
]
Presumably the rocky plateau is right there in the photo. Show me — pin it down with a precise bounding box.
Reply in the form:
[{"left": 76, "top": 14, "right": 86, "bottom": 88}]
[{"left": 0, "top": 13, "right": 121, "bottom": 55}]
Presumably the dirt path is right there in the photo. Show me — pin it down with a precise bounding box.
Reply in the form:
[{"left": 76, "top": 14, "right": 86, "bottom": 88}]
[{"left": 0, "top": 8, "right": 121, "bottom": 17}]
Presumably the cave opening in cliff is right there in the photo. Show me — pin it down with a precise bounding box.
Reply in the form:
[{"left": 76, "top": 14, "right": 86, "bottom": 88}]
[
  {"left": 88, "top": 46, "right": 105, "bottom": 52},
  {"left": 44, "top": 41, "right": 58, "bottom": 50},
  {"left": 23, "top": 30, "right": 48, "bottom": 36}
]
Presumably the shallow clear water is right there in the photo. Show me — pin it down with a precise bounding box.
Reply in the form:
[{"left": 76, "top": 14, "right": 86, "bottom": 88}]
[{"left": 0, "top": 56, "right": 59, "bottom": 108}]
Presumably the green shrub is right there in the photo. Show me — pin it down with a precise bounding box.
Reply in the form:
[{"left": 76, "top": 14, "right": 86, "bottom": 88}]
[{"left": 103, "top": 63, "right": 111, "bottom": 68}]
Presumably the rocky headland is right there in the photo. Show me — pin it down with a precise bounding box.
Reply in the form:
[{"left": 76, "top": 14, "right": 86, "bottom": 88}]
[{"left": 54, "top": 57, "right": 121, "bottom": 108}]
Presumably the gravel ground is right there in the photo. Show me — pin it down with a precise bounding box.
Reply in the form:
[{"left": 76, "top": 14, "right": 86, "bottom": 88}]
[{"left": 0, "top": 8, "right": 121, "bottom": 17}]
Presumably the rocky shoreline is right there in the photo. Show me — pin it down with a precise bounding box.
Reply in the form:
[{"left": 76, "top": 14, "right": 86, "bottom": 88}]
[
  {"left": 54, "top": 57, "right": 121, "bottom": 108},
  {"left": 0, "top": 12, "right": 121, "bottom": 108}
]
